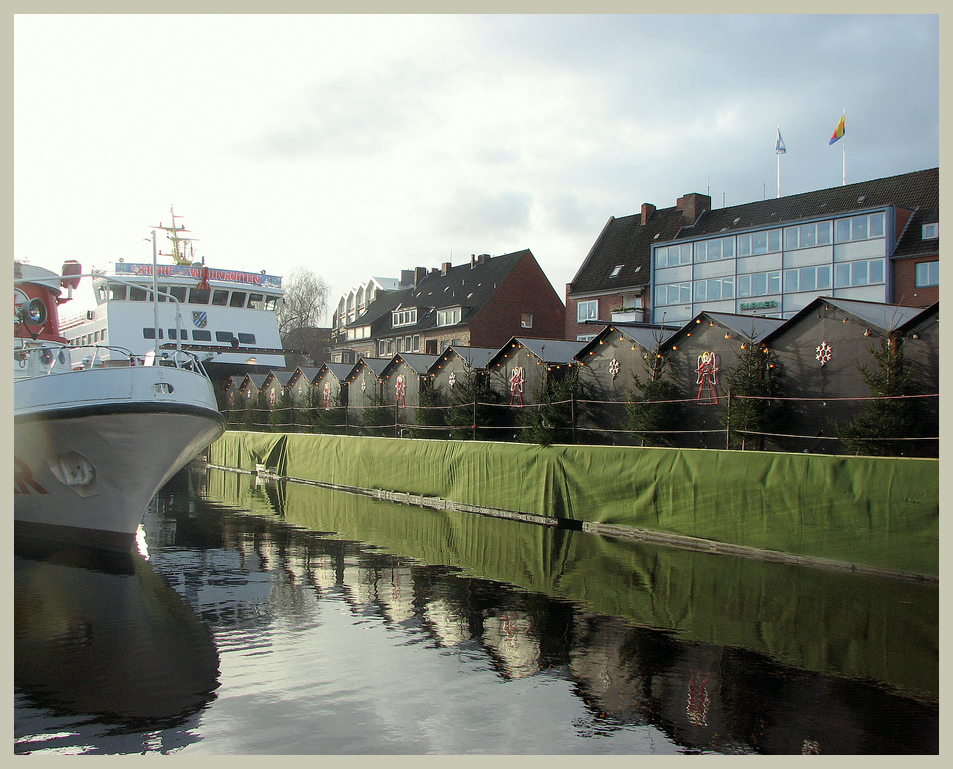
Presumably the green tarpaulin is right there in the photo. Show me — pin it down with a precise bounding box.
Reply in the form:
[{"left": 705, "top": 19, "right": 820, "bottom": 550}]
[{"left": 208, "top": 432, "right": 938, "bottom": 578}]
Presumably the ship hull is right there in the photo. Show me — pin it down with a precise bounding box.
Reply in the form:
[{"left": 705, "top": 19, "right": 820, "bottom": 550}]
[{"left": 14, "top": 366, "right": 225, "bottom": 550}]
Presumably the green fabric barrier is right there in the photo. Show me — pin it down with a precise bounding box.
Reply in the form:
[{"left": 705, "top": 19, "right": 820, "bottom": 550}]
[
  {"left": 208, "top": 431, "right": 287, "bottom": 476},
  {"left": 201, "top": 469, "right": 938, "bottom": 701},
  {"left": 209, "top": 433, "right": 939, "bottom": 577}
]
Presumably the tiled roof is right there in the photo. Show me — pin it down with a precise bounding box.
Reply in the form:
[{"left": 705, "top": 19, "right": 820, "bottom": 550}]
[
  {"left": 681, "top": 168, "right": 938, "bottom": 243},
  {"left": 569, "top": 208, "right": 685, "bottom": 295},
  {"left": 570, "top": 168, "right": 938, "bottom": 296},
  {"left": 348, "top": 250, "right": 530, "bottom": 337}
]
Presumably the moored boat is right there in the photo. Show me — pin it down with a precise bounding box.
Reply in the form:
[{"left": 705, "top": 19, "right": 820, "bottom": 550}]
[
  {"left": 14, "top": 257, "right": 226, "bottom": 551},
  {"left": 58, "top": 208, "right": 287, "bottom": 379}
]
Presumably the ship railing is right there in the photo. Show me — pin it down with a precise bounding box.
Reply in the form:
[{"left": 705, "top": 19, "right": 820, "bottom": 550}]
[{"left": 15, "top": 340, "right": 209, "bottom": 378}]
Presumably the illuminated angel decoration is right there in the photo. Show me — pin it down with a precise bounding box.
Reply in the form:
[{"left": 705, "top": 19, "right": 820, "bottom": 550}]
[
  {"left": 323, "top": 382, "right": 332, "bottom": 410},
  {"left": 509, "top": 366, "right": 525, "bottom": 405},
  {"left": 695, "top": 351, "right": 719, "bottom": 404},
  {"left": 395, "top": 374, "right": 406, "bottom": 408},
  {"left": 609, "top": 357, "right": 621, "bottom": 380}
]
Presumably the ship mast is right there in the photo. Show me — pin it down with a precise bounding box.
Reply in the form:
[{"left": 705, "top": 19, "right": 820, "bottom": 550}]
[{"left": 152, "top": 206, "right": 198, "bottom": 266}]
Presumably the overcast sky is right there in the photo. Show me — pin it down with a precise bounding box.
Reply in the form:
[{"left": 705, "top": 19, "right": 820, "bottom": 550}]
[{"left": 14, "top": 13, "right": 939, "bottom": 322}]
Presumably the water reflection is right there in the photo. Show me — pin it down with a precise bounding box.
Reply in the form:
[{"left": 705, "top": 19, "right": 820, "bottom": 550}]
[
  {"left": 14, "top": 539, "right": 220, "bottom": 754},
  {"left": 189, "top": 467, "right": 937, "bottom": 754}
]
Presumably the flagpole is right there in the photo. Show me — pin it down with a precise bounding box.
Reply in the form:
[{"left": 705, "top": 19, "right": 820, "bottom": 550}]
[
  {"left": 777, "top": 126, "right": 781, "bottom": 198},
  {"left": 841, "top": 109, "right": 846, "bottom": 186}
]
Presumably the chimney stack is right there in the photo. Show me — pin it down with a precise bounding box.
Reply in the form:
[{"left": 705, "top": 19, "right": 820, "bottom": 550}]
[
  {"left": 641, "top": 203, "right": 656, "bottom": 225},
  {"left": 676, "top": 193, "right": 711, "bottom": 226},
  {"left": 414, "top": 266, "right": 427, "bottom": 287},
  {"left": 441, "top": 261, "right": 451, "bottom": 276}
]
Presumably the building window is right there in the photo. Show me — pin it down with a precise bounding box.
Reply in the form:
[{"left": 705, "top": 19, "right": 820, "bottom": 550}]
[
  {"left": 834, "top": 212, "right": 885, "bottom": 243},
  {"left": 437, "top": 307, "right": 462, "bottom": 326},
  {"left": 577, "top": 300, "right": 598, "bottom": 322},
  {"left": 521, "top": 313, "right": 533, "bottom": 328},
  {"left": 737, "top": 270, "right": 782, "bottom": 298},
  {"left": 393, "top": 307, "right": 418, "bottom": 327},
  {"left": 694, "top": 236, "right": 735, "bottom": 262},
  {"left": 915, "top": 261, "right": 939, "bottom": 287},
  {"left": 922, "top": 223, "right": 939, "bottom": 240},
  {"left": 655, "top": 282, "right": 691, "bottom": 307},
  {"left": 609, "top": 264, "right": 624, "bottom": 277},
  {"left": 783, "top": 265, "right": 832, "bottom": 293},
  {"left": 693, "top": 277, "right": 735, "bottom": 302},
  {"left": 655, "top": 243, "right": 692, "bottom": 268},
  {"left": 834, "top": 258, "right": 885, "bottom": 288},
  {"left": 737, "top": 229, "right": 781, "bottom": 256},
  {"left": 576, "top": 334, "right": 597, "bottom": 342},
  {"left": 783, "top": 221, "right": 832, "bottom": 250}
]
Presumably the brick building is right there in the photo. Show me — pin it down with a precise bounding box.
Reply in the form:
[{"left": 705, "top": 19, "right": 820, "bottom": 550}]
[{"left": 330, "top": 250, "right": 566, "bottom": 362}]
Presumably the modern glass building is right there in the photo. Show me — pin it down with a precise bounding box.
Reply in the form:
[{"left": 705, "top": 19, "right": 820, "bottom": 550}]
[{"left": 651, "top": 208, "right": 891, "bottom": 324}]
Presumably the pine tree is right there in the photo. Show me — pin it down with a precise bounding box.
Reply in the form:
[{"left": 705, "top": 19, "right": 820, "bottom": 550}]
[
  {"left": 445, "top": 364, "right": 507, "bottom": 441},
  {"left": 839, "top": 335, "right": 920, "bottom": 456},
  {"left": 625, "top": 351, "right": 681, "bottom": 447},
  {"left": 413, "top": 381, "right": 448, "bottom": 439},
  {"left": 519, "top": 367, "right": 589, "bottom": 446},
  {"left": 722, "top": 344, "right": 783, "bottom": 450}
]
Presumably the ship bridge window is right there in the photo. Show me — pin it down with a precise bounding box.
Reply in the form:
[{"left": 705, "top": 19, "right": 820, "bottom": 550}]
[
  {"left": 143, "top": 328, "right": 165, "bottom": 339},
  {"left": 169, "top": 286, "right": 188, "bottom": 303},
  {"left": 211, "top": 290, "right": 229, "bottom": 306},
  {"left": 107, "top": 283, "right": 127, "bottom": 301},
  {"left": 129, "top": 286, "right": 148, "bottom": 301},
  {"left": 192, "top": 330, "right": 212, "bottom": 341},
  {"left": 216, "top": 331, "right": 237, "bottom": 343},
  {"left": 238, "top": 332, "right": 256, "bottom": 344},
  {"left": 247, "top": 293, "right": 264, "bottom": 310},
  {"left": 168, "top": 329, "right": 188, "bottom": 340},
  {"left": 229, "top": 291, "right": 247, "bottom": 308},
  {"left": 189, "top": 287, "right": 210, "bottom": 305},
  {"left": 264, "top": 295, "right": 279, "bottom": 312}
]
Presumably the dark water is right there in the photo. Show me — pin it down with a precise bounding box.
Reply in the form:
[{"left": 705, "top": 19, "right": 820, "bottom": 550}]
[{"left": 14, "top": 466, "right": 939, "bottom": 755}]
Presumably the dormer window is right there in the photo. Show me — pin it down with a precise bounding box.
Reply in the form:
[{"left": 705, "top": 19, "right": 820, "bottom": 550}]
[
  {"left": 610, "top": 264, "right": 624, "bottom": 278},
  {"left": 923, "top": 222, "right": 939, "bottom": 240},
  {"left": 392, "top": 306, "right": 417, "bottom": 327},
  {"left": 437, "top": 306, "right": 462, "bottom": 327}
]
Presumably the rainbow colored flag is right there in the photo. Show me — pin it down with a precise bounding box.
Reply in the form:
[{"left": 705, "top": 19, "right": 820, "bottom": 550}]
[{"left": 829, "top": 113, "right": 846, "bottom": 145}]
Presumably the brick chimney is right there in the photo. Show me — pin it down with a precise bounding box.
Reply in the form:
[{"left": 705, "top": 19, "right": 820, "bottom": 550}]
[
  {"left": 676, "top": 193, "right": 711, "bottom": 226},
  {"left": 641, "top": 203, "right": 656, "bottom": 225},
  {"left": 414, "top": 266, "right": 427, "bottom": 287},
  {"left": 441, "top": 261, "right": 451, "bottom": 276}
]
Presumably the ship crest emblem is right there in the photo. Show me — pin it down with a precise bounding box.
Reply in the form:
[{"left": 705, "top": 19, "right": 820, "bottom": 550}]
[{"left": 192, "top": 311, "right": 208, "bottom": 329}]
